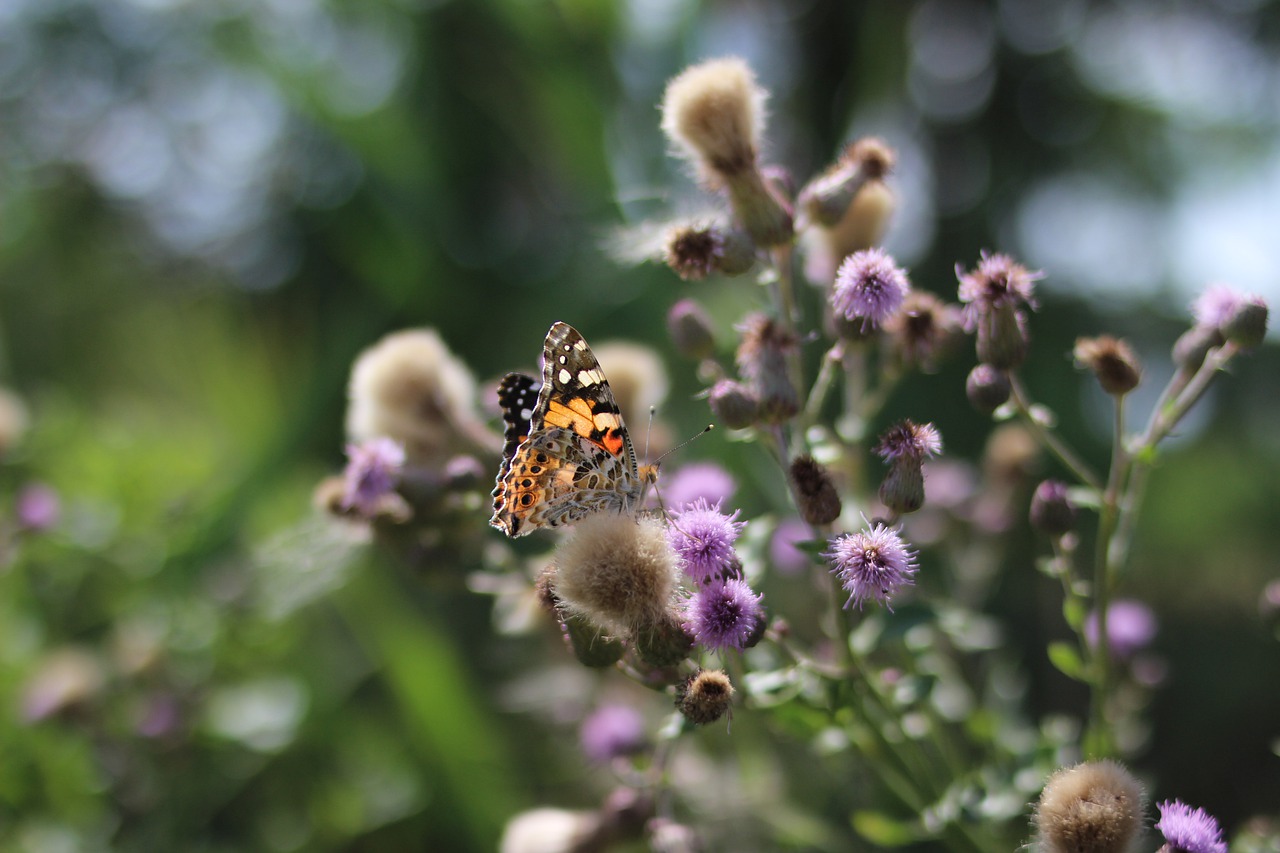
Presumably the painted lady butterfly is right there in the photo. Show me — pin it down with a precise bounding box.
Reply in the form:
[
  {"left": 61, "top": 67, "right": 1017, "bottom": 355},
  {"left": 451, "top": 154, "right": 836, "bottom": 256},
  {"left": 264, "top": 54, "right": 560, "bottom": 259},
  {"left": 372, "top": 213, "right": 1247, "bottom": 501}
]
[{"left": 490, "top": 322, "right": 656, "bottom": 537}]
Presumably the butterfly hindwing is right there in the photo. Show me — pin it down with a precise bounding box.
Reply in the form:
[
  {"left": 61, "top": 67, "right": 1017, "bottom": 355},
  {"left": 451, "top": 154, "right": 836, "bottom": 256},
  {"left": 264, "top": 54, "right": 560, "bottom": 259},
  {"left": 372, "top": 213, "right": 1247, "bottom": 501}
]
[{"left": 489, "top": 322, "right": 647, "bottom": 537}]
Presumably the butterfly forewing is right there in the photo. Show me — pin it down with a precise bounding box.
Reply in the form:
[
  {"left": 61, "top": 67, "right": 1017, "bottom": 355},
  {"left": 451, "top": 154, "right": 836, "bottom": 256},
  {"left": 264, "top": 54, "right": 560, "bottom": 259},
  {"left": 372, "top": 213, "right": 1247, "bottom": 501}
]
[{"left": 489, "top": 322, "right": 648, "bottom": 537}]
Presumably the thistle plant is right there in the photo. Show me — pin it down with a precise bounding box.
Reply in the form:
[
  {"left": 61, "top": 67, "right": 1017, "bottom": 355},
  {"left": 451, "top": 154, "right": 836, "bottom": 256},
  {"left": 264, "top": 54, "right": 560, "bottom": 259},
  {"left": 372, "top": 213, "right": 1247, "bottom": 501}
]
[{"left": 320, "top": 56, "right": 1272, "bottom": 852}]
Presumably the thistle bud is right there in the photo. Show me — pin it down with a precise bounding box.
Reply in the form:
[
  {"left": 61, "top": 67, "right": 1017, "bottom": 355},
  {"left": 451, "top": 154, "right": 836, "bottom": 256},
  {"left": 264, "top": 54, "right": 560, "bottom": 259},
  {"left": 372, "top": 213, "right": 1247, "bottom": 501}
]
[
  {"left": 1194, "top": 283, "right": 1268, "bottom": 348},
  {"left": 634, "top": 610, "right": 694, "bottom": 667},
  {"left": 802, "top": 181, "right": 896, "bottom": 285},
  {"left": 798, "top": 137, "right": 895, "bottom": 227},
  {"left": 659, "top": 58, "right": 791, "bottom": 246},
  {"left": 735, "top": 313, "right": 799, "bottom": 423},
  {"left": 706, "top": 379, "right": 759, "bottom": 430},
  {"left": 1033, "top": 760, "right": 1144, "bottom": 853},
  {"left": 957, "top": 252, "right": 1041, "bottom": 370},
  {"left": 667, "top": 299, "right": 717, "bottom": 360},
  {"left": 562, "top": 611, "right": 627, "bottom": 668},
  {"left": 1029, "top": 479, "right": 1076, "bottom": 536},
  {"left": 885, "top": 291, "right": 962, "bottom": 371},
  {"left": 1074, "top": 335, "right": 1141, "bottom": 396},
  {"left": 1172, "top": 324, "right": 1223, "bottom": 372},
  {"left": 725, "top": 168, "right": 794, "bottom": 247},
  {"left": 975, "top": 303, "right": 1029, "bottom": 369},
  {"left": 789, "top": 455, "right": 842, "bottom": 525},
  {"left": 875, "top": 421, "right": 942, "bottom": 515},
  {"left": 675, "top": 669, "right": 734, "bottom": 725},
  {"left": 1222, "top": 296, "right": 1268, "bottom": 348},
  {"left": 966, "top": 364, "right": 1011, "bottom": 414},
  {"left": 663, "top": 223, "right": 756, "bottom": 280}
]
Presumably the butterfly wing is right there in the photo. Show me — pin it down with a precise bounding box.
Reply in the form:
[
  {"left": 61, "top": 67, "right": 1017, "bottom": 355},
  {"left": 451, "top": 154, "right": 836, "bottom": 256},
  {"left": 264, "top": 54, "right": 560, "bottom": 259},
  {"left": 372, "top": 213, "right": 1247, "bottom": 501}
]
[{"left": 489, "top": 322, "right": 645, "bottom": 538}]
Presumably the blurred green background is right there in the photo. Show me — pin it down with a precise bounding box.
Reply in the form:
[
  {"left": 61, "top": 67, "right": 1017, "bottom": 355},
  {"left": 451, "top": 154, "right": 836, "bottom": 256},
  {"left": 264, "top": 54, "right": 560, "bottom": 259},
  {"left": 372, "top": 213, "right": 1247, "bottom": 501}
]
[{"left": 2, "top": 0, "right": 1278, "bottom": 849}]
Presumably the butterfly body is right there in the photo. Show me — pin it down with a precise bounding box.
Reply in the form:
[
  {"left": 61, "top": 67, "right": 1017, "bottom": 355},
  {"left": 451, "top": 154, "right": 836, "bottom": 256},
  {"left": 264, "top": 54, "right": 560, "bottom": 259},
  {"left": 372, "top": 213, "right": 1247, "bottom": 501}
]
[{"left": 490, "top": 322, "right": 653, "bottom": 537}]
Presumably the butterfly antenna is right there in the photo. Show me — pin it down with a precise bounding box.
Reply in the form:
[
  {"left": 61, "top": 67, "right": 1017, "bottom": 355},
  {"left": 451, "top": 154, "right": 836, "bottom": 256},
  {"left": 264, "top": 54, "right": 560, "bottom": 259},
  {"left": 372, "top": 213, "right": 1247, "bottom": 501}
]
[
  {"left": 646, "top": 423, "right": 715, "bottom": 523},
  {"left": 652, "top": 423, "right": 714, "bottom": 468}
]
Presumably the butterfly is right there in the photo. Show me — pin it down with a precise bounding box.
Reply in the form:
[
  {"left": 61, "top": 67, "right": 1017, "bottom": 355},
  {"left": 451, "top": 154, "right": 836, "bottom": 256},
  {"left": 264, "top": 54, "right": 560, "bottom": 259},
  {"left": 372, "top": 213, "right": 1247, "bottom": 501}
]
[{"left": 490, "top": 322, "right": 656, "bottom": 537}]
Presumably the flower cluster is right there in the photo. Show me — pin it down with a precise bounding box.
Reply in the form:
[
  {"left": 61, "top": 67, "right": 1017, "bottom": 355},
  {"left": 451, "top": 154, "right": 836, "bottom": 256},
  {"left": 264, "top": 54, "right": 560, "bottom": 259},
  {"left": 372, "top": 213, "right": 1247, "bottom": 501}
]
[
  {"left": 317, "top": 52, "right": 1273, "bottom": 853},
  {"left": 667, "top": 499, "right": 763, "bottom": 653}
]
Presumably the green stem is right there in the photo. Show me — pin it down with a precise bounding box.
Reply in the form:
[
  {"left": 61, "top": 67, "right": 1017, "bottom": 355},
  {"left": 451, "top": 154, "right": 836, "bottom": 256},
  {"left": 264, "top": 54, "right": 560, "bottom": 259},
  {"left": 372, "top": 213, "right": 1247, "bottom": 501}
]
[
  {"left": 1142, "top": 342, "right": 1239, "bottom": 447},
  {"left": 1008, "top": 373, "right": 1103, "bottom": 490},
  {"left": 1086, "top": 395, "right": 1129, "bottom": 758}
]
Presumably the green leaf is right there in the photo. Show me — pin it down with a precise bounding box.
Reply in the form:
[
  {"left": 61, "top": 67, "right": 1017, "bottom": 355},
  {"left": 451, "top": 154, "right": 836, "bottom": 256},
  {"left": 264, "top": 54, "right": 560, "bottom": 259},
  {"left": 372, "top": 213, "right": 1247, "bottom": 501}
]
[
  {"left": 793, "top": 538, "right": 830, "bottom": 561},
  {"left": 1048, "top": 641, "right": 1087, "bottom": 681},
  {"left": 1062, "top": 597, "right": 1087, "bottom": 632},
  {"left": 852, "top": 811, "right": 919, "bottom": 846}
]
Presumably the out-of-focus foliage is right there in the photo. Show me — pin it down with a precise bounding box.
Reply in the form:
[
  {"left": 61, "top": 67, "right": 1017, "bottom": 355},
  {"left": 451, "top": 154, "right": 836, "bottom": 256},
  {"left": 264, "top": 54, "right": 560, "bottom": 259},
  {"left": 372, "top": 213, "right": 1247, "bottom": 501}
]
[{"left": 1, "top": 0, "right": 1278, "bottom": 850}]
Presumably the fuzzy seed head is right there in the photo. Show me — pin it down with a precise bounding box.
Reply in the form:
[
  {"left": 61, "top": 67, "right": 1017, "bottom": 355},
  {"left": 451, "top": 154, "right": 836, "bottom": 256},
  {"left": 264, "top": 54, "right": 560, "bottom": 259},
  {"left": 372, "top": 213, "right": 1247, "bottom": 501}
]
[
  {"left": 675, "top": 669, "right": 734, "bottom": 725},
  {"left": 346, "top": 328, "right": 485, "bottom": 468},
  {"left": 1074, "top": 336, "right": 1142, "bottom": 396},
  {"left": 553, "top": 514, "right": 681, "bottom": 636},
  {"left": 661, "top": 57, "right": 765, "bottom": 183},
  {"left": 1034, "top": 760, "right": 1145, "bottom": 853}
]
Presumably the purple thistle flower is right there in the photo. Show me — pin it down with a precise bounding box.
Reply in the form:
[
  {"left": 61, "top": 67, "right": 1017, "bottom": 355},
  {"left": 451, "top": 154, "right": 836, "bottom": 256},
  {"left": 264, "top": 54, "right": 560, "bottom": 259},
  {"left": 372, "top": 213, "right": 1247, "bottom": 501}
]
[
  {"left": 1192, "top": 284, "right": 1245, "bottom": 329},
  {"left": 667, "top": 498, "right": 746, "bottom": 583},
  {"left": 956, "top": 251, "right": 1041, "bottom": 324},
  {"left": 769, "top": 517, "right": 811, "bottom": 576},
  {"left": 683, "top": 578, "right": 763, "bottom": 651},
  {"left": 341, "top": 437, "right": 406, "bottom": 516},
  {"left": 664, "top": 462, "right": 736, "bottom": 511},
  {"left": 875, "top": 420, "right": 943, "bottom": 463},
  {"left": 16, "top": 483, "right": 60, "bottom": 531},
  {"left": 1156, "top": 800, "right": 1227, "bottom": 853},
  {"left": 579, "top": 704, "right": 647, "bottom": 763},
  {"left": 826, "top": 523, "right": 918, "bottom": 610},
  {"left": 832, "top": 248, "right": 910, "bottom": 329},
  {"left": 1084, "top": 599, "right": 1158, "bottom": 659}
]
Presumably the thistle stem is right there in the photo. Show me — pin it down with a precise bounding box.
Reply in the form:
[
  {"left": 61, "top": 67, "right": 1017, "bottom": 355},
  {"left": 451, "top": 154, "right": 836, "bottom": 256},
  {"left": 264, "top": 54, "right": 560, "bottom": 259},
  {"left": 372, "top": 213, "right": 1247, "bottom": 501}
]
[{"left": 1008, "top": 373, "right": 1103, "bottom": 491}]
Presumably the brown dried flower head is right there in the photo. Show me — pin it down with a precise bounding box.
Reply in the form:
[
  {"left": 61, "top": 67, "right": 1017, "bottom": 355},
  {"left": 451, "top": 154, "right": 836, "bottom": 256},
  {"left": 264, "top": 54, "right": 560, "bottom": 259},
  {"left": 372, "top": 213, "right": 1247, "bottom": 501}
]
[
  {"left": 661, "top": 57, "right": 765, "bottom": 184},
  {"left": 1074, "top": 335, "right": 1141, "bottom": 396},
  {"left": 552, "top": 514, "right": 680, "bottom": 637},
  {"left": 1033, "top": 760, "right": 1145, "bottom": 853},
  {"left": 675, "top": 669, "right": 734, "bottom": 725}
]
